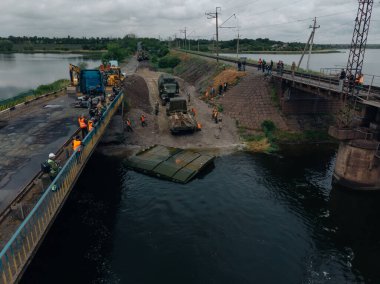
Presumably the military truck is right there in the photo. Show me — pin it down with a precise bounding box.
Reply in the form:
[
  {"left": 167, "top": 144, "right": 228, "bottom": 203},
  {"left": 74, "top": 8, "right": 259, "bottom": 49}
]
[
  {"left": 158, "top": 74, "right": 179, "bottom": 105},
  {"left": 167, "top": 97, "right": 199, "bottom": 134}
]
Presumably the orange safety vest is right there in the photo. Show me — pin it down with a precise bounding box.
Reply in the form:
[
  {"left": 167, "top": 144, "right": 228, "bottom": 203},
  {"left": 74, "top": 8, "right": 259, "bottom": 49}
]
[
  {"left": 127, "top": 120, "right": 132, "bottom": 126},
  {"left": 78, "top": 117, "right": 87, "bottom": 129},
  {"left": 72, "top": 139, "right": 82, "bottom": 151},
  {"left": 141, "top": 116, "right": 145, "bottom": 122},
  {"left": 357, "top": 76, "right": 364, "bottom": 85},
  {"left": 88, "top": 120, "right": 94, "bottom": 131}
]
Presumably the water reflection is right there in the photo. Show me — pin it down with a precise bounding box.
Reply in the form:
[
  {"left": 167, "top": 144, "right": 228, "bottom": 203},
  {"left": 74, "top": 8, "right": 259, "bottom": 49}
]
[
  {"left": 329, "top": 187, "right": 380, "bottom": 283},
  {"left": 0, "top": 53, "right": 100, "bottom": 100},
  {"left": 21, "top": 147, "right": 380, "bottom": 284}
]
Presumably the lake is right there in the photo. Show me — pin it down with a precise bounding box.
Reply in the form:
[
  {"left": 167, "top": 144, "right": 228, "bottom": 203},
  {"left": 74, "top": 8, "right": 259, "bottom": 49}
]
[
  {"left": 0, "top": 53, "right": 100, "bottom": 100},
  {"left": 22, "top": 146, "right": 380, "bottom": 284}
]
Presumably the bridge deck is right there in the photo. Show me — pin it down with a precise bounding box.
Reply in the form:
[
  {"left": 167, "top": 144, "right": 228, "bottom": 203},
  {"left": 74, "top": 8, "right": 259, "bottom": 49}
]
[{"left": 0, "top": 92, "right": 84, "bottom": 214}]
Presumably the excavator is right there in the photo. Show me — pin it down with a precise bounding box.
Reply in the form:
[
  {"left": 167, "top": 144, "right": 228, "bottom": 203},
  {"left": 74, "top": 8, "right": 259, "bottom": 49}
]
[
  {"left": 100, "top": 60, "right": 125, "bottom": 88},
  {"left": 69, "top": 64, "right": 81, "bottom": 86}
]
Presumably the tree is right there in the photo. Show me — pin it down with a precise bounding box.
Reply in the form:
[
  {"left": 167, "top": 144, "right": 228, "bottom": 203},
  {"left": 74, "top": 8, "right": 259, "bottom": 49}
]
[
  {"left": 102, "top": 43, "right": 126, "bottom": 62},
  {"left": 0, "top": 40, "right": 13, "bottom": 52}
]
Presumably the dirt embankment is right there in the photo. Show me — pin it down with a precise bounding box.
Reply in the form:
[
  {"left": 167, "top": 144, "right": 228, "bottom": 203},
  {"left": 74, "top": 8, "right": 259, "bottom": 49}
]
[{"left": 98, "top": 63, "right": 243, "bottom": 157}]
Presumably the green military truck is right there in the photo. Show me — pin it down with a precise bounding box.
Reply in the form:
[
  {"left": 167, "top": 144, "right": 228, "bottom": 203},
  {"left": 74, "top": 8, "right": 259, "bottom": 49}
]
[
  {"left": 166, "top": 97, "right": 198, "bottom": 134},
  {"left": 158, "top": 74, "right": 179, "bottom": 105}
]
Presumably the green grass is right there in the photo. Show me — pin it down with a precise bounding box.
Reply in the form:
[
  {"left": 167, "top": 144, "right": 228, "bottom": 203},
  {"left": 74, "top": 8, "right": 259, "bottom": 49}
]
[{"left": 0, "top": 79, "right": 69, "bottom": 111}]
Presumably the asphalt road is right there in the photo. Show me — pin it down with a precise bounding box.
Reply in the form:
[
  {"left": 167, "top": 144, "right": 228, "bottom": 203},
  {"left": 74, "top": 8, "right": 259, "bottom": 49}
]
[{"left": 0, "top": 93, "right": 84, "bottom": 213}]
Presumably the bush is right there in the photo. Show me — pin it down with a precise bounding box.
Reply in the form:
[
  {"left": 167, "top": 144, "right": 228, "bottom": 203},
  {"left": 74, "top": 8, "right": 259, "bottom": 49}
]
[
  {"left": 158, "top": 55, "right": 181, "bottom": 68},
  {"left": 261, "top": 120, "right": 276, "bottom": 134}
]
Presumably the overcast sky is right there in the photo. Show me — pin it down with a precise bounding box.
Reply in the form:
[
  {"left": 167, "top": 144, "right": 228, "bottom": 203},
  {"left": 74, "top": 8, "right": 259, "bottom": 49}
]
[{"left": 1, "top": 0, "right": 379, "bottom": 43}]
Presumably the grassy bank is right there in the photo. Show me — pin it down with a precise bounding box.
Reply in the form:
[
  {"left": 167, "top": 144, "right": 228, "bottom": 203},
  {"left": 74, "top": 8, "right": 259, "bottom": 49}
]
[
  {"left": 240, "top": 120, "right": 336, "bottom": 153},
  {"left": 0, "top": 79, "right": 69, "bottom": 111}
]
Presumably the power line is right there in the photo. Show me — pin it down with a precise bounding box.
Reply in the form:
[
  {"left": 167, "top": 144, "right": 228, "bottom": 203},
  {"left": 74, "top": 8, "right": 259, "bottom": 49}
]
[{"left": 239, "top": 9, "right": 357, "bottom": 31}]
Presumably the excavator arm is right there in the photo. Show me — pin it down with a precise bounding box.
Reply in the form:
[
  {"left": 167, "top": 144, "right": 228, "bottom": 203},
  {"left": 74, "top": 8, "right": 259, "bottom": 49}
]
[{"left": 69, "top": 64, "right": 81, "bottom": 86}]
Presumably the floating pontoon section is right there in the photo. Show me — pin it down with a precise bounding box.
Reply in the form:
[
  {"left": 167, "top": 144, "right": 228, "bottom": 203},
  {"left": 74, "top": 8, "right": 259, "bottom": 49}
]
[{"left": 126, "top": 145, "right": 215, "bottom": 183}]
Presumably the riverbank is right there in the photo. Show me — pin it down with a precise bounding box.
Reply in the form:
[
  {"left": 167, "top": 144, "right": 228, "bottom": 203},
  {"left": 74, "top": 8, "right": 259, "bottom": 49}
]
[{"left": 100, "top": 53, "right": 336, "bottom": 158}]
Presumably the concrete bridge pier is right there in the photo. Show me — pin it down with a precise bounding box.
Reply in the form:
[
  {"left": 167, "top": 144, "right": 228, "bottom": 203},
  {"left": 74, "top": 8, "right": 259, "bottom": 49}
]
[
  {"left": 329, "top": 103, "right": 380, "bottom": 191},
  {"left": 332, "top": 138, "right": 380, "bottom": 190}
]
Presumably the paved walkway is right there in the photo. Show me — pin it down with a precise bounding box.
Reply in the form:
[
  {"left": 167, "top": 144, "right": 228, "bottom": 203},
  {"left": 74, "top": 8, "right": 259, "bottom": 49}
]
[
  {"left": 218, "top": 69, "right": 288, "bottom": 131},
  {"left": 0, "top": 93, "right": 84, "bottom": 213}
]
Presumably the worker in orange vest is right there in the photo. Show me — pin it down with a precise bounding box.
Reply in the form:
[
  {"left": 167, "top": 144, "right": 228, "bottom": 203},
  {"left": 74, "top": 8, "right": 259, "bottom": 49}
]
[
  {"left": 72, "top": 135, "right": 83, "bottom": 152},
  {"left": 191, "top": 108, "right": 196, "bottom": 117},
  {"left": 87, "top": 119, "right": 94, "bottom": 132},
  {"left": 140, "top": 114, "right": 147, "bottom": 127},
  {"left": 126, "top": 118, "right": 133, "bottom": 132},
  {"left": 78, "top": 114, "right": 88, "bottom": 138}
]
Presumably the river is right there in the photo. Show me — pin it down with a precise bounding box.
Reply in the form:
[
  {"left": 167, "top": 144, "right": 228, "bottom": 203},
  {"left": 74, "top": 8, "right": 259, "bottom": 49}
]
[
  {"left": 221, "top": 49, "right": 380, "bottom": 86},
  {"left": 0, "top": 53, "right": 100, "bottom": 100},
  {"left": 22, "top": 146, "right": 380, "bottom": 283}
]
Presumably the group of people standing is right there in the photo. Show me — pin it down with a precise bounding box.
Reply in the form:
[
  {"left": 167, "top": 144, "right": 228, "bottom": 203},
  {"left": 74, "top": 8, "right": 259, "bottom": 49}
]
[
  {"left": 339, "top": 69, "right": 364, "bottom": 93},
  {"left": 257, "top": 58, "right": 275, "bottom": 76},
  {"left": 205, "top": 83, "right": 228, "bottom": 99}
]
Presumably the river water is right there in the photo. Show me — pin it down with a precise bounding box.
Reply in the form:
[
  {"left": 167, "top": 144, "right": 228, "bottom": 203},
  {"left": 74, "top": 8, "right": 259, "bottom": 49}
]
[
  {"left": 221, "top": 49, "right": 380, "bottom": 86},
  {"left": 0, "top": 53, "right": 100, "bottom": 100},
  {"left": 22, "top": 145, "right": 380, "bottom": 283}
]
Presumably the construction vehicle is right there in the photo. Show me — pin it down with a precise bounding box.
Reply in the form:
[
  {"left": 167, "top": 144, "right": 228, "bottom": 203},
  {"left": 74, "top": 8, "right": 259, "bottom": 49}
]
[
  {"left": 158, "top": 74, "right": 179, "bottom": 105},
  {"left": 100, "top": 60, "right": 125, "bottom": 90},
  {"left": 167, "top": 97, "right": 199, "bottom": 134},
  {"left": 79, "top": 70, "right": 105, "bottom": 96},
  {"left": 69, "top": 64, "right": 81, "bottom": 86}
]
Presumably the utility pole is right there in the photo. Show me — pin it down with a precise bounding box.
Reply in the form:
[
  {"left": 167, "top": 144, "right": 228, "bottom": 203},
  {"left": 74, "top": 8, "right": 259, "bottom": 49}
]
[
  {"left": 297, "top": 17, "right": 320, "bottom": 71},
  {"left": 180, "top": 27, "right": 187, "bottom": 50},
  {"left": 236, "top": 29, "right": 240, "bottom": 60},
  {"left": 206, "top": 7, "right": 221, "bottom": 62},
  {"left": 307, "top": 17, "right": 320, "bottom": 71}
]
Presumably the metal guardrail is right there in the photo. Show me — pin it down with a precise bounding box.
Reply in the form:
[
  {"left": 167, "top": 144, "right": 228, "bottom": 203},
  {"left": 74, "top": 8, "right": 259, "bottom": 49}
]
[
  {"left": 0, "top": 87, "right": 68, "bottom": 121},
  {"left": 181, "top": 50, "right": 380, "bottom": 96},
  {"left": 0, "top": 91, "right": 124, "bottom": 283}
]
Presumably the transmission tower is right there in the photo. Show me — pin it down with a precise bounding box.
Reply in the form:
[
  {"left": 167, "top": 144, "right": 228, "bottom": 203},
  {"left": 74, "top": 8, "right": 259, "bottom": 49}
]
[{"left": 343, "top": 0, "right": 374, "bottom": 98}]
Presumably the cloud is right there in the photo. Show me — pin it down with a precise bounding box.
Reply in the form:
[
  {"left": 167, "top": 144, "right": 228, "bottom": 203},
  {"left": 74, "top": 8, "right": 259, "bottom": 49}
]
[{"left": 0, "top": 0, "right": 379, "bottom": 43}]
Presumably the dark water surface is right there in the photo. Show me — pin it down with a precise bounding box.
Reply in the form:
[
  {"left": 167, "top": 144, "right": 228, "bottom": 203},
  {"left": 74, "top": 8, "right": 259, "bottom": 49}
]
[{"left": 22, "top": 146, "right": 380, "bottom": 283}]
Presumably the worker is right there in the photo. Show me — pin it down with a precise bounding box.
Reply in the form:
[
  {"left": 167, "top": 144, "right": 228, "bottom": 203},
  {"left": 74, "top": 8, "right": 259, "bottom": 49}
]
[
  {"left": 155, "top": 101, "right": 159, "bottom": 115},
  {"left": 191, "top": 108, "right": 196, "bottom": 117},
  {"left": 140, "top": 114, "right": 147, "bottom": 127},
  {"left": 126, "top": 118, "right": 133, "bottom": 132},
  {"left": 355, "top": 73, "right": 364, "bottom": 94},
  {"left": 47, "top": 153, "right": 60, "bottom": 181},
  {"left": 87, "top": 119, "right": 94, "bottom": 132},
  {"left": 78, "top": 114, "right": 88, "bottom": 138},
  {"left": 214, "top": 110, "right": 219, "bottom": 123},
  {"left": 72, "top": 135, "right": 83, "bottom": 152}
]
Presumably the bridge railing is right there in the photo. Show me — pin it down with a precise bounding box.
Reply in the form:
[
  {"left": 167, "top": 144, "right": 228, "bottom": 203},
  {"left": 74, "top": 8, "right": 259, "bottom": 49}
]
[{"left": 0, "top": 91, "right": 124, "bottom": 284}]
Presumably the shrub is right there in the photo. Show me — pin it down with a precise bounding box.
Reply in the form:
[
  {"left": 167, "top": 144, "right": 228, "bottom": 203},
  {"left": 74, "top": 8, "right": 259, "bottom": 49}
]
[{"left": 158, "top": 55, "right": 181, "bottom": 68}]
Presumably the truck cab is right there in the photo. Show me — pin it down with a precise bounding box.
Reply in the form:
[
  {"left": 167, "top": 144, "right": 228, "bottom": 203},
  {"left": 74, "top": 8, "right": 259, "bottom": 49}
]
[{"left": 158, "top": 74, "right": 179, "bottom": 105}]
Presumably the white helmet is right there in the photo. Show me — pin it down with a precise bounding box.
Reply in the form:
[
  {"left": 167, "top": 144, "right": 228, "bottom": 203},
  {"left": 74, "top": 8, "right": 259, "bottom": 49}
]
[{"left": 49, "top": 153, "right": 56, "bottom": 159}]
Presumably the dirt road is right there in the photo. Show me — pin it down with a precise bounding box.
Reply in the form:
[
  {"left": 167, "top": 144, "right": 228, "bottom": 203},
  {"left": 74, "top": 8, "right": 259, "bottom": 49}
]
[{"left": 100, "top": 68, "right": 242, "bottom": 157}]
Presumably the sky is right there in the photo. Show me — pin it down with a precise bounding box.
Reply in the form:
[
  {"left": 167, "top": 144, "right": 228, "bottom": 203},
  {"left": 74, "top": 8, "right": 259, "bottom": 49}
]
[{"left": 0, "top": 0, "right": 379, "bottom": 44}]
